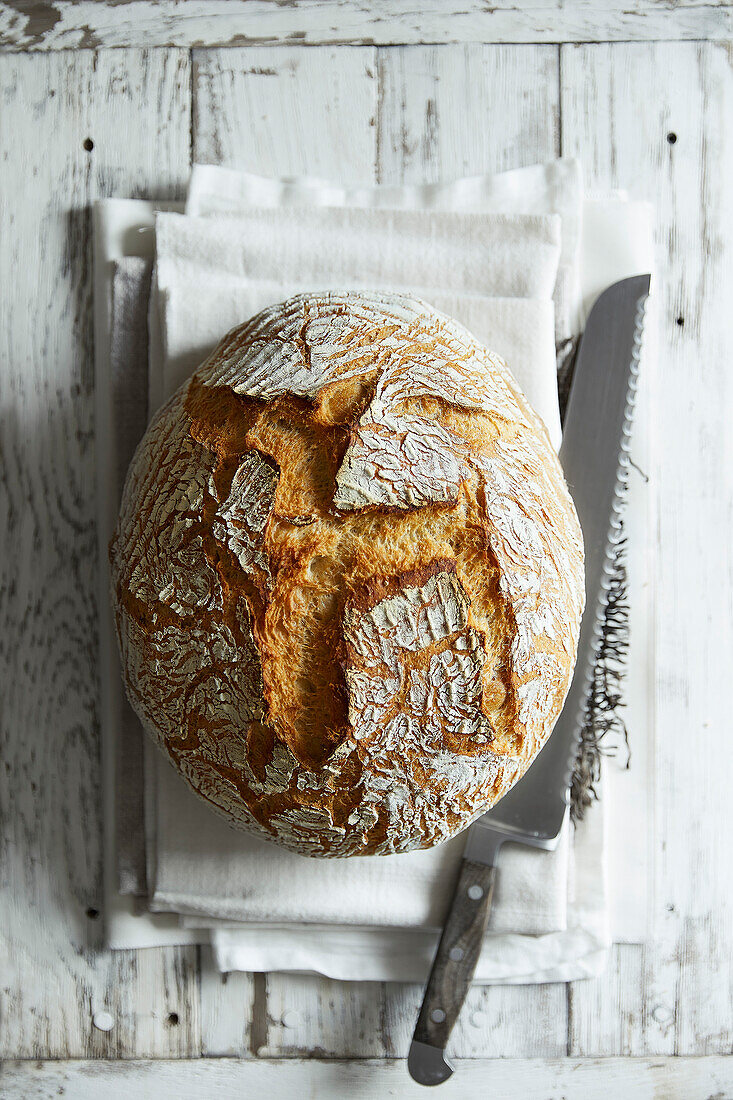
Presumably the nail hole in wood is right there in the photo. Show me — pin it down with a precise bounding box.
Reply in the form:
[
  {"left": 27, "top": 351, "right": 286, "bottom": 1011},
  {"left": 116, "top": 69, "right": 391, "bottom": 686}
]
[
  {"left": 83, "top": 137, "right": 94, "bottom": 152},
  {"left": 666, "top": 132, "right": 677, "bottom": 145},
  {"left": 167, "top": 1012, "right": 180, "bottom": 1026},
  {"left": 676, "top": 316, "right": 685, "bottom": 327},
  {"left": 86, "top": 907, "right": 100, "bottom": 920}
]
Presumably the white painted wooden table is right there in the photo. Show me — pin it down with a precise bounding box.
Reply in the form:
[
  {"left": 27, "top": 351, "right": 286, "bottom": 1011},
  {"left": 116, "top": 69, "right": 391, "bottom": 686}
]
[{"left": 1, "top": 4, "right": 732, "bottom": 1097}]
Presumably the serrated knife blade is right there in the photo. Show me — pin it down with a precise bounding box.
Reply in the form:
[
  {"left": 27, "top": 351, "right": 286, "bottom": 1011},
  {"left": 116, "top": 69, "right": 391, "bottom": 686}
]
[{"left": 408, "top": 274, "right": 651, "bottom": 1087}]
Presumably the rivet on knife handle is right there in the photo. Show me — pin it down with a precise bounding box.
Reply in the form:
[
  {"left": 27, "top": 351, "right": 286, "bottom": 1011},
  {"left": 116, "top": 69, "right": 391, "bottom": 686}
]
[{"left": 408, "top": 858, "right": 496, "bottom": 1086}]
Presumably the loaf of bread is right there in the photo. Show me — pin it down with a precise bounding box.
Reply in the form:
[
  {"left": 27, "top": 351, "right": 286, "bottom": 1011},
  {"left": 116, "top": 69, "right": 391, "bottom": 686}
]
[{"left": 111, "top": 291, "right": 584, "bottom": 857}]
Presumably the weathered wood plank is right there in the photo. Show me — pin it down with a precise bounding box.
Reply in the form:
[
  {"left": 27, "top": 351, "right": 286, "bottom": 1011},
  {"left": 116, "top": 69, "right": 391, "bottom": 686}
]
[
  {"left": 262, "top": 975, "right": 569, "bottom": 1060},
  {"left": 1, "top": 0, "right": 731, "bottom": 51},
  {"left": 0, "top": 48, "right": 196, "bottom": 1059},
  {"left": 262, "top": 974, "right": 388, "bottom": 1058},
  {"left": 568, "top": 945, "right": 645, "bottom": 1056},
  {"left": 198, "top": 948, "right": 256, "bottom": 1057},
  {"left": 193, "top": 45, "right": 377, "bottom": 180},
  {"left": 376, "top": 44, "right": 560, "bottom": 182},
  {"left": 104, "top": 947, "right": 201, "bottom": 1059},
  {"left": 2, "top": 1057, "right": 733, "bottom": 1098},
  {"left": 561, "top": 40, "right": 733, "bottom": 1058}
]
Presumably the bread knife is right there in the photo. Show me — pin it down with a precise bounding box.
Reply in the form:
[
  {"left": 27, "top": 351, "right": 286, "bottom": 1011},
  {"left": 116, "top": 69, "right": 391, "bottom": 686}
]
[{"left": 408, "top": 274, "right": 651, "bottom": 1086}]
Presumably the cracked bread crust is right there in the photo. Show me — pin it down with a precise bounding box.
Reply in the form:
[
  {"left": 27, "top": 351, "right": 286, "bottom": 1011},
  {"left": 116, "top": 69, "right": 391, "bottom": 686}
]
[{"left": 110, "top": 291, "right": 584, "bottom": 857}]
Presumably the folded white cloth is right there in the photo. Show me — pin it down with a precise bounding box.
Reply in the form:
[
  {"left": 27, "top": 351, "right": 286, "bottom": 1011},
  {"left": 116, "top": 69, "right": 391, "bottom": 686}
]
[
  {"left": 94, "top": 158, "right": 653, "bottom": 980},
  {"left": 143, "top": 158, "right": 598, "bottom": 981},
  {"left": 186, "top": 159, "right": 583, "bottom": 344},
  {"left": 208, "top": 794, "right": 607, "bottom": 984}
]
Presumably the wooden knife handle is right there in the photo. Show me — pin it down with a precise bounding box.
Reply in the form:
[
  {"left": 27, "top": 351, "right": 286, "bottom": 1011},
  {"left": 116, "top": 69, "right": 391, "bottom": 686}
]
[{"left": 408, "top": 859, "right": 496, "bottom": 1083}]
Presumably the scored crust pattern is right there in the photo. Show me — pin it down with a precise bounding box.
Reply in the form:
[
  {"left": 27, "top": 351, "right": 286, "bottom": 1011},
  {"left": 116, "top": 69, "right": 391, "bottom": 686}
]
[{"left": 111, "top": 292, "right": 584, "bottom": 857}]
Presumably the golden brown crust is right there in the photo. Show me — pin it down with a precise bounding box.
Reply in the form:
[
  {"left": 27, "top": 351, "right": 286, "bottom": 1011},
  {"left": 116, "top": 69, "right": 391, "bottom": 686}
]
[{"left": 110, "top": 291, "right": 584, "bottom": 857}]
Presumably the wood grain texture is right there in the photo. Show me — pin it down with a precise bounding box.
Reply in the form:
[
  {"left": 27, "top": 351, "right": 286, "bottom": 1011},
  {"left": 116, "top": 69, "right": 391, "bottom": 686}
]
[
  {"left": 198, "top": 948, "right": 256, "bottom": 1057},
  {"left": 380, "top": 979, "right": 568, "bottom": 1060},
  {"left": 0, "top": 48, "right": 197, "bottom": 1060},
  {"left": 193, "top": 45, "right": 377, "bottom": 181},
  {"left": 262, "top": 974, "right": 389, "bottom": 1059},
  {"left": 561, "top": 40, "right": 733, "bottom": 1058},
  {"left": 103, "top": 948, "right": 202, "bottom": 1058},
  {"left": 376, "top": 44, "right": 560, "bottom": 183},
  {"left": 568, "top": 945, "right": 644, "bottom": 1056},
  {"left": 413, "top": 861, "right": 496, "bottom": 1053},
  {"left": 1, "top": 1, "right": 731, "bottom": 51},
  {"left": 2, "top": 1056, "right": 733, "bottom": 1098}
]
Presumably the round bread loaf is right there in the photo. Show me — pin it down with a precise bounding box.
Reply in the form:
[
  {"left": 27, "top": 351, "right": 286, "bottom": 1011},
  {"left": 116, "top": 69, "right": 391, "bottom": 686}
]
[{"left": 111, "top": 291, "right": 584, "bottom": 857}]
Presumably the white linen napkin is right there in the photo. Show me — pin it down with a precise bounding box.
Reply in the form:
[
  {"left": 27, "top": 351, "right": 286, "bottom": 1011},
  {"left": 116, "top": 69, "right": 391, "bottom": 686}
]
[
  {"left": 151, "top": 208, "right": 563, "bottom": 450},
  {"left": 94, "top": 159, "right": 652, "bottom": 979},
  {"left": 144, "top": 160, "right": 599, "bottom": 979}
]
